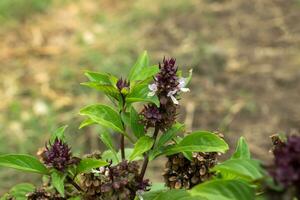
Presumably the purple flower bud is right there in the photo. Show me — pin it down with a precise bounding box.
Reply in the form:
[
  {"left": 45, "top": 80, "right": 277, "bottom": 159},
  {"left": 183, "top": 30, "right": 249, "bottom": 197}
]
[
  {"left": 270, "top": 135, "right": 300, "bottom": 192},
  {"left": 41, "top": 138, "right": 77, "bottom": 171},
  {"left": 154, "top": 57, "right": 179, "bottom": 98},
  {"left": 116, "top": 78, "right": 130, "bottom": 91},
  {"left": 140, "top": 104, "right": 162, "bottom": 130}
]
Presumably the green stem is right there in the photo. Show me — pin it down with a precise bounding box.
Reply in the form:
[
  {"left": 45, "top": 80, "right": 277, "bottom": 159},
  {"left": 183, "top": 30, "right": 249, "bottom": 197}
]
[
  {"left": 66, "top": 176, "right": 83, "bottom": 192},
  {"left": 139, "top": 126, "right": 160, "bottom": 181},
  {"left": 120, "top": 134, "right": 125, "bottom": 160},
  {"left": 120, "top": 94, "right": 126, "bottom": 160}
]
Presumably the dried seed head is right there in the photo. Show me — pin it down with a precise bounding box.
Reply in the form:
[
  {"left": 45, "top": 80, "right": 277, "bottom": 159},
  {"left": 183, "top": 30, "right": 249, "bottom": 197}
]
[
  {"left": 270, "top": 134, "right": 285, "bottom": 151},
  {"left": 163, "top": 152, "right": 218, "bottom": 189},
  {"left": 81, "top": 160, "right": 150, "bottom": 200},
  {"left": 26, "top": 188, "right": 64, "bottom": 200}
]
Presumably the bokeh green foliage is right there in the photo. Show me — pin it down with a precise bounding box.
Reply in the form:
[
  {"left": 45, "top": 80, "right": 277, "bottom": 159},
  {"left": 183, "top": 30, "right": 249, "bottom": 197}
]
[{"left": 0, "top": 0, "right": 52, "bottom": 22}]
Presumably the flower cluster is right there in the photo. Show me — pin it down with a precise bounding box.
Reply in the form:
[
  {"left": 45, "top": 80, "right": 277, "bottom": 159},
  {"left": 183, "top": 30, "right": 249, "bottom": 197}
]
[
  {"left": 270, "top": 135, "right": 300, "bottom": 191},
  {"left": 163, "top": 152, "right": 218, "bottom": 189},
  {"left": 26, "top": 188, "right": 65, "bottom": 200},
  {"left": 141, "top": 57, "right": 189, "bottom": 131},
  {"left": 40, "top": 138, "right": 79, "bottom": 171},
  {"left": 140, "top": 104, "right": 162, "bottom": 130},
  {"left": 81, "top": 160, "right": 150, "bottom": 200},
  {"left": 148, "top": 57, "right": 189, "bottom": 105}
]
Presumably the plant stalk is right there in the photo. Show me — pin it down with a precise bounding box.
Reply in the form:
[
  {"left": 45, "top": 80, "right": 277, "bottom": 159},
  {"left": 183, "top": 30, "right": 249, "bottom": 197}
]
[
  {"left": 139, "top": 126, "right": 160, "bottom": 181},
  {"left": 120, "top": 134, "right": 125, "bottom": 160},
  {"left": 67, "top": 176, "right": 83, "bottom": 192},
  {"left": 120, "top": 94, "right": 126, "bottom": 161}
]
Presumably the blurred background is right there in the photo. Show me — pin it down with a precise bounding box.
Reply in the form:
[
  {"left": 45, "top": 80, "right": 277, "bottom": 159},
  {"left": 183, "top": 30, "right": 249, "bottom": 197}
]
[{"left": 0, "top": 0, "right": 300, "bottom": 194}]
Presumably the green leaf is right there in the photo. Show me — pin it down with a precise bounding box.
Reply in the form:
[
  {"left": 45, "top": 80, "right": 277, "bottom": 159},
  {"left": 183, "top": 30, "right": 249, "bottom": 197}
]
[
  {"left": 128, "top": 51, "right": 150, "bottom": 81},
  {"left": 68, "top": 197, "right": 82, "bottom": 200},
  {"left": 0, "top": 154, "right": 48, "bottom": 174},
  {"left": 50, "top": 125, "right": 68, "bottom": 143},
  {"left": 185, "top": 69, "right": 193, "bottom": 85},
  {"left": 182, "top": 151, "right": 193, "bottom": 161},
  {"left": 142, "top": 189, "right": 203, "bottom": 200},
  {"left": 126, "top": 83, "right": 159, "bottom": 106},
  {"left": 80, "top": 104, "right": 124, "bottom": 134},
  {"left": 8, "top": 183, "right": 35, "bottom": 200},
  {"left": 149, "top": 183, "right": 167, "bottom": 192},
  {"left": 84, "top": 71, "right": 113, "bottom": 84},
  {"left": 98, "top": 129, "right": 119, "bottom": 163},
  {"left": 121, "top": 111, "right": 131, "bottom": 126},
  {"left": 148, "top": 123, "right": 185, "bottom": 161},
  {"left": 163, "top": 131, "right": 229, "bottom": 156},
  {"left": 255, "top": 195, "right": 267, "bottom": 200},
  {"left": 129, "top": 136, "right": 154, "bottom": 161},
  {"left": 212, "top": 159, "right": 264, "bottom": 181},
  {"left": 135, "top": 65, "right": 159, "bottom": 82},
  {"left": 79, "top": 118, "right": 96, "bottom": 129},
  {"left": 130, "top": 107, "right": 145, "bottom": 138},
  {"left": 231, "top": 137, "right": 251, "bottom": 159},
  {"left": 156, "top": 123, "right": 185, "bottom": 148},
  {"left": 102, "top": 148, "right": 143, "bottom": 165},
  {"left": 81, "top": 82, "right": 120, "bottom": 100},
  {"left": 51, "top": 171, "right": 65, "bottom": 197},
  {"left": 76, "top": 158, "right": 108, "bottom": 174},
  {"left": 190, "top": 179, "right": 255, "bottom": 200},
  {"left": 0, "top": 194, "right": 9, "bottom": 200}
]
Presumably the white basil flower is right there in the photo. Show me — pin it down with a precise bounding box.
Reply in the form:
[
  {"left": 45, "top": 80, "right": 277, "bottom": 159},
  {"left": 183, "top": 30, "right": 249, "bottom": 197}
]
[
  {"left": 147, "top": 76, "right": 190, "bottom": 104},
  {"left": 147, "top": 83, "right": 158, "bottom": 97},
  {"left": 178, "top": 77, "right": 190, "bottom": 92},
  {"left": 92, "top": 166, "right": 109, "bottom": 176},
  {"left": 167, "top": 90, "right": 179, "bottom": 105},
  {"left": 136, "top": 190, "right": 144, "bottom": 200},
  {"left": 167, "top": 77, "right": 190, "bottom": 104},
  {"left": 91, "top": 169, "right": 101, "bottom": 174}
]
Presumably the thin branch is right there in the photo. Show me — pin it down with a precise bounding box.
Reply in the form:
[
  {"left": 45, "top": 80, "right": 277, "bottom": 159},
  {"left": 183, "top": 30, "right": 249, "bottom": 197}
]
[
  {"left": 121, "top": 134, "right": 125, "bottom": 160},
  {"left": 66, "top": 176, "right": 83, "bottom": 192},
  {"left": 139, "top": 126, "right": 160, "bottom": 181},
  {"left": 120, "top": 94, "right": 126, "bottom": 161}
]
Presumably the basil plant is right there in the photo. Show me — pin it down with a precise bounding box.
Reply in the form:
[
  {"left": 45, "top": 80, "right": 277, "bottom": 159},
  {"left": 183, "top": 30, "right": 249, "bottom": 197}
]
[{"left": 0, "top": 52, "right": 274, "bottom": 200}]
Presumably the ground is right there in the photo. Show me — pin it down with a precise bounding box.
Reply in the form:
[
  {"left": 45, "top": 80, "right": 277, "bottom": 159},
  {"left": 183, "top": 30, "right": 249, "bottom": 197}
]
[{"left": 0, "top": 0, "right": 300, "bottom": 194}]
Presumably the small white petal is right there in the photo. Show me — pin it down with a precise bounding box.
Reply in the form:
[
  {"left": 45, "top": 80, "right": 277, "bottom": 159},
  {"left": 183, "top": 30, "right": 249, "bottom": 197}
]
[
  {"left": 92, "top": 169, "right": 101, "bottom": 174},
  {"left": 148, "top": 83, "right": 157, "bottom": 92},
  {"left": 99, "top": 167, "right": 105, "bottom": 173},
  {"left": 178, "top": 78, "right": 187, "bottom": 88},
  {"left": 136, "top": 190, "right": 144, "bottom": 200},
  {"left": 167, "top": 90, "right": 177, "bottom": 97},
  {"left": 170, "top": 95, "right": 179, "bottom": 105},
  {"left": 147, "top": 91, "right": 156, "bottom": 97},
  {"left": 180, "top": 87, "right": 190, "bottom": 92}
]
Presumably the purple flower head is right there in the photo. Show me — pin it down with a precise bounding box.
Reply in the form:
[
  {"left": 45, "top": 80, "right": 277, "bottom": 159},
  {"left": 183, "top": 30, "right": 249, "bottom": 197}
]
[
  {"left": 148, "top": 57, "right": 190, "bottom": 105},
  {"left": 155, "top": 57, "right": 179, "bottom": 96},
  {"left": 140, "top": 104, "right": 162, "bottom": 130},
  {"left": 271, "top": 135, "right": 300, "bottom": 191},
  {"left": 116, "top": 78, "right": 130, "bottom": 91},
  {"left": 144, "top": 57, "right": 190, "bottom": 130},
  {"left": 41, "top": 138, "right": 77, "bottom": 171}
]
